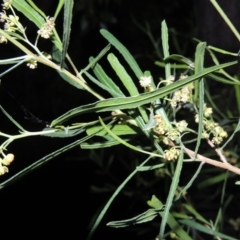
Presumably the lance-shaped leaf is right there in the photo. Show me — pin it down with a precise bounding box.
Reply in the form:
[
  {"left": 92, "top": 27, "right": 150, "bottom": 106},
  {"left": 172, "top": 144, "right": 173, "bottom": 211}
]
[
  {"left": 50, "top": 60, "right": 237, "bottom": 127},
  {"left": 107, "top": 207, "right": 164, "bottom": 228}
]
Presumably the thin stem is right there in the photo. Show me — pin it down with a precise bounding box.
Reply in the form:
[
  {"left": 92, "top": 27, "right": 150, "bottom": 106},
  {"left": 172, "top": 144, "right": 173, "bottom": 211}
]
[
  {"left": 66, "top": 54, "right": 79, "bottom": 76},
  {"left": 210, "top": 0, "right": 240, "bottom": 41}
]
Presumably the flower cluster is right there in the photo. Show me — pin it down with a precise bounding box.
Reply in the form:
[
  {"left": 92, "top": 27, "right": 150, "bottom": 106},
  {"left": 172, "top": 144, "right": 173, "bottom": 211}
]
[
  {"left": 153, "top": 114, "right": 188, "bottom": 161},
  {"left": 0, "top": 153, "right": 14, "bottom": 175},
  {"left": 162, "top": 121, "right": 187, "bottom": 146},
  {"left": 154, "top": 115, "right": 168, "bottom": 135},
  {"left": 164, "top": 147, "right": 180, "bottom": 161},
  {"left": 195, "top": 104, "right": 227, "bottom": 145},
  {"left": 37, "top": 16, "right": 55, "bottom": 39},
  {"left": 26, "top": 59, "right": 37, "bottom": 69},
  {"left": 0, "top": 0, "right": 22, "bottom": 43},
  {"left": 2, "top": 14, "right": 20, "bottom": 32},
  {"left": 170, "top": 75, "right": 194, "bottom": 108}
]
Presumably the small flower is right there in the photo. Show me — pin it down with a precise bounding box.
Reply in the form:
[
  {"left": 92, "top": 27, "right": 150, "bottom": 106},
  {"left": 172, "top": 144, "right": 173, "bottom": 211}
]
[
  {"left": 195, "top": 114, "right": 199, "bottom": 123},
  {"left": 8, "top": 14, "right": 20, "bottom": 26},
  {"left": 37, "top": 17, "right": 55, "bottom": 39},
  {"left": 180, "top": 92, "right": 190, "bottom": 103},
  {"left": 27, "top": 59, "right": 37, "bottom": 69},
  {"left": 0, "top": 34, "right": 7, "bottom": 43},
  {"left": 176, "top": 120, "right": 188, "bottom": 132},
  {"left": 154, "top": 115, "right": 168, "bottom": 134},
  {"left": 170, "top": 99, "right": 177, "bottom": 108},
  {"left": 202, "top": 131, "right": 209, "bottom": 139},
  {"left": 164, "top": 148, "right": 180, "bottom": 161},
  {"left": 0, "top": 10, "right": 7, "bottom": 22},
  {"left": 219, "top": 130, "right": 228, "bottom": 138},
  {"left": 204, "top": 120, "right": 216, "bottom": 131},
  {"left": 166, "top": 129, "right": 180, "bottom": 141},
  {"left": 1, "top": 0, "right": 12, "bottom": 10},
  {"left": 0, "top": 165, "right": 8, "bottom": 175},
  {"left": 204, "top": 104, "right": 213, "bottom": 118},
  {"left": 162, "top": 136, "right": 170, "bottom": 145},
  {"left": 140, "top": 75, "right": 152, "bottom": 88},
  {"left": 2, "top": 153, "right": 14, "bottom": 166},
  {"left": 212, "top": 136, "right": 223, "bottom": 145},
  {"left": 43, "top": 52, "right": 52, "bottom": 60}
]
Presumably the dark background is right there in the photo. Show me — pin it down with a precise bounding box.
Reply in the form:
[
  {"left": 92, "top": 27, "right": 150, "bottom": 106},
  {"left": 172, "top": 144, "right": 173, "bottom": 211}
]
[{"left": 0, "top": 0, "right": 240, "bottom": 239}]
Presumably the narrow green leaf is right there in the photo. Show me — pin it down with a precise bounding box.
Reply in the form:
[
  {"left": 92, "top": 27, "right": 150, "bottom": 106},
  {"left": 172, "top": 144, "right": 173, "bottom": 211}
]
[
  {"left": 86, "top": 124, "right": 139, "bottom": 136},
  {"left": 81, "top": 139, "right": 124, "bottom": 149},
  {"left": 0, "top": 105, "right": 26, "bottom": 132},
  {"left": 161, "top": 20, "right": 171, "bottom": 79},
  {"left": 208, "top": 73, "right": 240, "bottom": 85},
  {"left": 107, "top": 208, "right": 163, "bottom": 228},
  {"left": 221, "top": 117, "right": 240, "bottom": 149},
  {"left": 155, "top": 61, "right": 188, "bottom": 69},
  {"left": 91, "top": 57, "right": 124, "bottom": 97},
  {"left": 137, "top": 163, "right": 165, "bottom": 171},
  {"left": 149, "top": 195, "right": 192, "bottom": 240},
  {"left": 198, "top": 173, "right": 231, "bottom": 189},
  {"left": 208, "top": 45, "right": 239, "bottom": 56},
  {"left": 60, "top": 0, "right": 74, "bottom": 68},
  {"left": 99, "top": 117, "right": 162, "bottom": 158},
  {"left": 174, "top": 162, "right": 204, "bottom": 201},
  {"left": 179, "top": 219, "right": 238, "bottom": 240},
  {"left": 50, "top": 61, "right": 237, "bottom": 127},
  {"left": 165, "top": 54, "right": 194, "bottom": 69},
  {"left": 54, "top": 0, "right": 65, "bottom": 19},
  {"left": 84, "top": 71, "right": 119, "bottom": 96},
  {"left": 159, "top": 150, "right": 184, "bottom": 238},
  {"left": 26, "top": 0, "right": 46, "bottom": 18},
  {"left": 57, "top": 70, "right": 84, "bottom": 89},
  {"left": 12, "top": 0, "right": 45, "bottom": 28},
  {"left": 100, "top": 29, "right": 144, "bottom": 79},
  {"left": 82, "top": 44, "right": 111, "bottom": 73},
  {"left": 193, "top": 42, "right": 206, "bottom": 158},
  {"left": 107, "top": 53, "right": 139, "bottom": 96},
  {"left": 182, "top": 204, "right": 210, "bottom": 225}
]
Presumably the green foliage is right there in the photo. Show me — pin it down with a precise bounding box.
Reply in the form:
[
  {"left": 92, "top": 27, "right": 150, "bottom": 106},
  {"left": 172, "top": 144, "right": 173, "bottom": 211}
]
[{"left": 1, "top": 0, "right": 240, "bottom": 239}]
